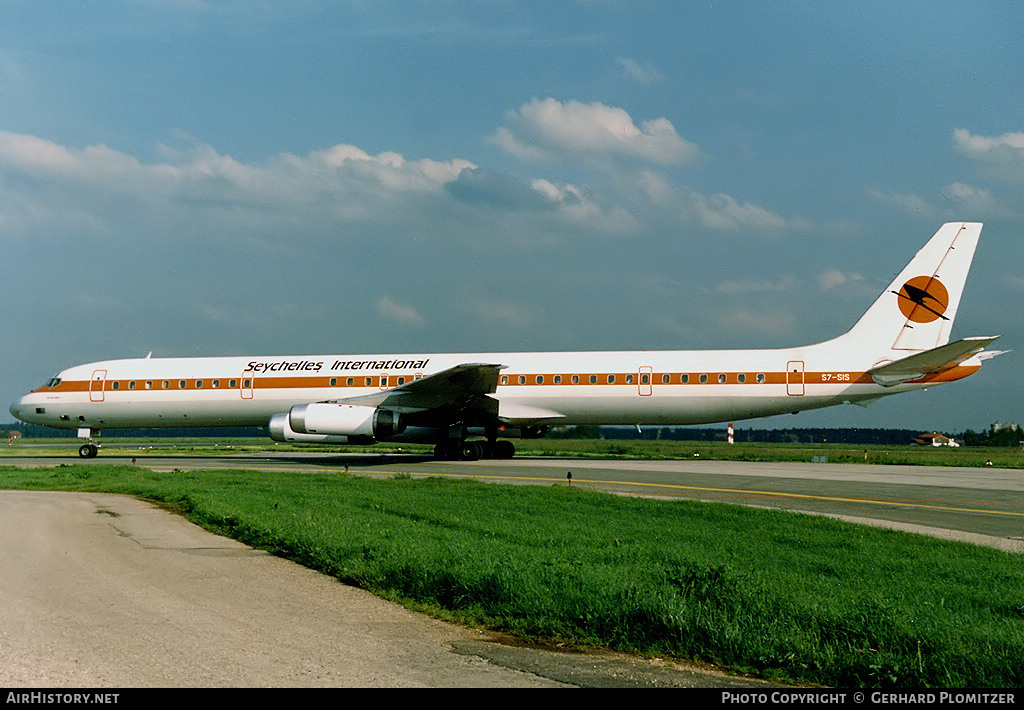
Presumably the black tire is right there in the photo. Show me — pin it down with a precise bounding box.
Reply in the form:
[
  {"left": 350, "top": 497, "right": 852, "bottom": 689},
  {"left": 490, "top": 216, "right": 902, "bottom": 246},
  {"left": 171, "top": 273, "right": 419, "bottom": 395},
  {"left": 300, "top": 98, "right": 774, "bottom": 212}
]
[
  {"left": 459, "top": 441, "right": 482, "bottom": 461},
  {"left": 493, "top": 440, "right": 515, "bottom": 459}
]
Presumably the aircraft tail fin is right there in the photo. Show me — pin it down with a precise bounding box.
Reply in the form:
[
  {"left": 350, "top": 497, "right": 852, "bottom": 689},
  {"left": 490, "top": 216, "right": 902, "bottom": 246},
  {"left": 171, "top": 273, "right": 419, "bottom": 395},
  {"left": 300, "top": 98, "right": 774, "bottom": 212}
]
[{"left": 839, "top": 222, "right": 982, "bottom": 353}]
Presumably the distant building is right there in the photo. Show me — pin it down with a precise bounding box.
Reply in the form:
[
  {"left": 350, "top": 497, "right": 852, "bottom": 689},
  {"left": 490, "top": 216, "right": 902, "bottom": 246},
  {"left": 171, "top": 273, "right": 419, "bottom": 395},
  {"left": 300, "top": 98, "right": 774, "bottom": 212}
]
[
  {"left": 914, "top": 432, "right": 960, "bottom": 447},
  {"left": 990, "top": 421, "right": 1020, "bottom": 434}
]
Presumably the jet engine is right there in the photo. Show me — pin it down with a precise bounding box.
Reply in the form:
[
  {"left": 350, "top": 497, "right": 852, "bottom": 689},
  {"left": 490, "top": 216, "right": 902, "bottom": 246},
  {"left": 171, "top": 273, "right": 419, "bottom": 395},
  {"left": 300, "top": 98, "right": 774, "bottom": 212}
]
[
  {"left": 268, "top": 412, "right": 373, "bottom": 444},
  {"left": 287, "top": 403, "right": 406, "bottom": 441}
]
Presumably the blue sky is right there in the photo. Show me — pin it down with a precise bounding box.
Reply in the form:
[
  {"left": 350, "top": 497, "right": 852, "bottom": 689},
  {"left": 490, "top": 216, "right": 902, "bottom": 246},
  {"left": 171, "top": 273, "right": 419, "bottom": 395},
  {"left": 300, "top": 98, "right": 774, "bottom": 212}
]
[{"left": 3, "top": 1, "right": 1023, "bottom": 433}]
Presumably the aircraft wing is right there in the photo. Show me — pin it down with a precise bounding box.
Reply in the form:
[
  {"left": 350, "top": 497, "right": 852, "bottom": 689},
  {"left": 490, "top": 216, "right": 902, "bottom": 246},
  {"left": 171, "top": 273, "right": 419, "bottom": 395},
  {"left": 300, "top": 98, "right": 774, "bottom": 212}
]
[
  {"left": 327, "top": 363, "right": 505, "bottom": 414},
  {"left": 867, "top": 336, "right": 1001, "bottom": 387},
  {"left": 323, "top": 362, "right": 566, "bottom": 427}
]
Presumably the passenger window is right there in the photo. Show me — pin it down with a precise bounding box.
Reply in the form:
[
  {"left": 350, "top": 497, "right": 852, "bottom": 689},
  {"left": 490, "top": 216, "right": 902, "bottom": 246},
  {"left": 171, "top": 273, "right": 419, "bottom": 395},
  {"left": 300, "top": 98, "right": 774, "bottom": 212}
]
[
  {"left": 738, "top": 374, "right": 746, "bottom": 383},
  {"left": 196, "top": 380, "right": 203, "bottom": 389},
  {"left": 718, "top": 374, "right": 727, "bottom": 383},
  {"left": 571, "top": 375, "right": 579, "bottom": 384},
  {"left": 162, "top": 380, "right": 170, "bottom": 389},
  {"left": 681, "top": 374, "right": 689, "bottom": 383},
  {"left": 625, "top": 374, "right": 634, "bottom": 384},
  {"left": 128, "top": 381, "right": 136, "bottom": 390},
  {"left": 554, "top": 375, "right": 561, "bottom": 384},
  {"left": 607, "top": 374, "right": 615, "bottom": 384},
  {"left": 145, "top": 381, "right": 153, "bottom": 389},
  {"left": 212, "top": 379, "right": 220, "bottom": 388},
  {"left": 518, "top": 375, "right": 526, "bottom": 385},
  {"left": 346, "top": 378, "right": 354, "bottom": 386},
  {"left": 661, "top": 374, "right": 670, "bottom": 384},
  {"left": 699, "top": 374, "right": 708, "bottom": 384},
  {"left": 179, "top": 380, "right": 187, "bottom": 389},
  {"left": 536, "top": 375, "right": 544, "bottom": 384},
  {"left": 112, "top": 381, "right": 120, "bottom": 390},
  {"left": 330, "top": 378, "right": 337, "bottom": 386},
  {"left": 756, "top": 373, "right": 766, "bottom": 384},
  {"left": 589, "top": 375, "right": 598, "bottom": 384},
  {"left": 229, "top": 379, "right": 237, "bottom": 388}
]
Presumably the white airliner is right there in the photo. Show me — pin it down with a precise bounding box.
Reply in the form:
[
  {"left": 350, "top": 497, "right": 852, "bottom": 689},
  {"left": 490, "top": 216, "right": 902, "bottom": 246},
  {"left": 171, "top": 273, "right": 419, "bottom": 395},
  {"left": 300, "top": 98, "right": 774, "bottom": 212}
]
[{"left": 10, "top": 222, "right": 1003, "bottom": 460}]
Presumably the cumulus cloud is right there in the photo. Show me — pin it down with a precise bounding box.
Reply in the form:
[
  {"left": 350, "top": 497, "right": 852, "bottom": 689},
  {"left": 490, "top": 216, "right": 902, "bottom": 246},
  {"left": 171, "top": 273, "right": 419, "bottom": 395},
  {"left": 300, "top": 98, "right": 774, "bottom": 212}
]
[
  {"left": 0, "top": 130, "right": 637, "bottom": 247},
  {"left": 491, "top": 98, "right": 701, "bottom": 166},
  {"left": 953, "top": 128, "right": 1024, "bottom": 179}
]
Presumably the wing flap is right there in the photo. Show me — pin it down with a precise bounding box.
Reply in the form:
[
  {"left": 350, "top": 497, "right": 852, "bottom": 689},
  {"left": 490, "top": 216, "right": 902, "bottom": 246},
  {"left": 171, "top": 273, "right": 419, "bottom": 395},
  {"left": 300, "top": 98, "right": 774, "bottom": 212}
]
[
  {"left": 497, "top": 400, "right": 567, "bottom": 424},
  {"left": 867, "top": 336, "right": 1000, "bottom": 387}
]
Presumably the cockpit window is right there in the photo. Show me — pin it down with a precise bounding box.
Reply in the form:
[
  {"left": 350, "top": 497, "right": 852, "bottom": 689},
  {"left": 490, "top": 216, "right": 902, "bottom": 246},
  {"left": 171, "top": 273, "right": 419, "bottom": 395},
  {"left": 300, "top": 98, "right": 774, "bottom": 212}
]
[{"left": 46, "top": 377, "right": 62, "bottom": 388}]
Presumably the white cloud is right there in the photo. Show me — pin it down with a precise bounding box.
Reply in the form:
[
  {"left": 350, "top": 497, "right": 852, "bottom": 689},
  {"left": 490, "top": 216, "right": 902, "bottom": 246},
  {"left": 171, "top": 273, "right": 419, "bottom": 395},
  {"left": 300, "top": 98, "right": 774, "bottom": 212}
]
[
  {"left": 816, "top": 269, "right": 864, "bottom": 290},
  {"left": 867, "top": 189, "right": 937, "bottom": 217},
  {"left": 682, "top": 188, "right": 788, "bottom": 232},
  {"left": 716, "top": 275, "right": 795, "bottom": 296},
  {"left": 616, "top": 57, "right": 663, "bottom": 85},
  {"left": 376, "top": 297, "right": 424, "bottom": 325},
  {"left": 491, "top": 98, "right": 701, "bottom": 166},
  {"left": 953, "top": 128, "right": 1024, "bottom": 180}
]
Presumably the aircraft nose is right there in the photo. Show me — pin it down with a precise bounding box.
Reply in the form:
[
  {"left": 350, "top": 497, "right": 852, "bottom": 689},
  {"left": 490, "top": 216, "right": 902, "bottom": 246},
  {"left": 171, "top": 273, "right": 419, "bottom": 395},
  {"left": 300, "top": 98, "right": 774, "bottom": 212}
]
[{"left": 9, "top": 396, "right": 29, "bottom": 422}]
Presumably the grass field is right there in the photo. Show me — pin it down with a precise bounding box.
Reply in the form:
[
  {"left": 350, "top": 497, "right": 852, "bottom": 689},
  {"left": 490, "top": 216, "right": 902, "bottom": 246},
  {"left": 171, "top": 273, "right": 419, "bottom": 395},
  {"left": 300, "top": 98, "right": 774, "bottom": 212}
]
[{"left": 2, "top": 450, "right": 1023, "bottom": 688}]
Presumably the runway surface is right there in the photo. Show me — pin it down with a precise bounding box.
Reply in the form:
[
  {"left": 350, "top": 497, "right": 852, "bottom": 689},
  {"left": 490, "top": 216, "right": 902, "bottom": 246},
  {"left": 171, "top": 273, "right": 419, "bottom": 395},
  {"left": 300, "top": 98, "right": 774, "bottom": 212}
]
[
  {"left": 6, "top": 449, "right": 1023, "bottom": 550},
  {"left": 2, "top": 449, "right": 1022, "bottom": 687}
]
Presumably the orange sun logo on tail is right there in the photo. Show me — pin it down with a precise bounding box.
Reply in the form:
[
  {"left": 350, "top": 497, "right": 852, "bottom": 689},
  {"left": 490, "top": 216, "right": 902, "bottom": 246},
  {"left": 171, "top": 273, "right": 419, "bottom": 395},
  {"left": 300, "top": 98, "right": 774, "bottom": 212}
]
[{"left": 893, "top": 276, "right": 949, "bottom": 323}]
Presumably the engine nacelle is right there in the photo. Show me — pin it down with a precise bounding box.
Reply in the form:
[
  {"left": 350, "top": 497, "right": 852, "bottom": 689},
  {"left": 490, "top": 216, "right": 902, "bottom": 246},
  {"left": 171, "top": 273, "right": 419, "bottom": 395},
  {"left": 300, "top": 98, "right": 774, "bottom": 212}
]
[
  {"left": 268, "top": 412, "right": 372, "bottom": 444},
  {"left": 288, "top": 403, "right": 406, "bottom": 441}
]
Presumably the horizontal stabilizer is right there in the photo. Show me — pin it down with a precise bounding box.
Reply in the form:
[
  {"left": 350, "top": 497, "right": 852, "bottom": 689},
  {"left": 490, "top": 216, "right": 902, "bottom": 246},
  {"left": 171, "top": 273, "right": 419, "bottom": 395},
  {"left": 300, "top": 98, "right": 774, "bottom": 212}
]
[{"left": 867, "top": 336, "right": 1000, "bottom": 387}]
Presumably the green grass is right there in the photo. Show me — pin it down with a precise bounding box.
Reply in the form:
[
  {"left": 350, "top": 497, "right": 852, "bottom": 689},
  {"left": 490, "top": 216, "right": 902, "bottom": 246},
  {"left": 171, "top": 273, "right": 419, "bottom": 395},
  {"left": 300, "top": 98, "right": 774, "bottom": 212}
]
[{"left": 2, "top": 462, "right": 1022, "bottom": 688}]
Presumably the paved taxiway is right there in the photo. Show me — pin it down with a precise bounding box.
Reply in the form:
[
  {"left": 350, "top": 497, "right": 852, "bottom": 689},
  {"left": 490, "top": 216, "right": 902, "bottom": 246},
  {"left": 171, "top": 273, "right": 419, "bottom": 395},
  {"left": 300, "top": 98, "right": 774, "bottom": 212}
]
[
  {"left": 1, "top": 450, "right": 1022, "bottom": 686},
  {"left": 7, "top": 450, "right": 1022, "bottom": 550}
]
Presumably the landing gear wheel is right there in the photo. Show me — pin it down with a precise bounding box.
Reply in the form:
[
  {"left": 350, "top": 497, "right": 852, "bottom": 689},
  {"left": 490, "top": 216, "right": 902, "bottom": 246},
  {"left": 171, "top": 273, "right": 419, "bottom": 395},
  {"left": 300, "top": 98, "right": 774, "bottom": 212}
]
[
  {"left": 78, "top": 444, "right": 98, "bottom": 459},
  {"left": 492, "top": 440, "right": 515, "bottom": 459},
  {"left": 459, "top": 441, "right": 482, "bottom": 461}
]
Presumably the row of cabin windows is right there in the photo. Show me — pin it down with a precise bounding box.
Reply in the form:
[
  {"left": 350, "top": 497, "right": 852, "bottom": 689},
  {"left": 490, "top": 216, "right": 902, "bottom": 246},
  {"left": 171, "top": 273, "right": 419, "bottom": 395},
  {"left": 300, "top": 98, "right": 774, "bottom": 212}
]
[
  {"left": 499, "top": 373, "right": 768, "bottom": 385},
  {"left": 105, "top": 372, "right": 768, "bottom": 391},
  {"left": 107, "top": 374, "right": 418, "bottom": 391},
  {"left": 111, "top": 379, "right": 250, "bottom": 390}
]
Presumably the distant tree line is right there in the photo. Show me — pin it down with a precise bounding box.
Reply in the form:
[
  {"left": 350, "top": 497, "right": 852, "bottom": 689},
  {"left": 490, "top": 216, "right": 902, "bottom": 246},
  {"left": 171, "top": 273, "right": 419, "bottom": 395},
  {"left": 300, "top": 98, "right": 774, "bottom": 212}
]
[
  {"left": 550, "top": 424, "right": 1024, "bottom": 447},
  {"left": 960, "top": 427, "right": 1024, "bottom": 447}
]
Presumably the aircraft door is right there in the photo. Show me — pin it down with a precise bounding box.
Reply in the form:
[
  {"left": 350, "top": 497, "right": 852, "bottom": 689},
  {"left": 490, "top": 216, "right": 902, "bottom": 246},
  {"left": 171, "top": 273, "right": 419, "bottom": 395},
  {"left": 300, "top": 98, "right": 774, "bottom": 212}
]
[
  {"left": 241, "top": 371, "right": 254, "bottom": 399},
  {"left": 90, "top": 370, "right": 107, "bottom": 402},
  {"left": 638, "top": 366, "right": 653, "bottom": 396},
  {"left": 786, "top": 361, "right": 805, "bottom": 396}
]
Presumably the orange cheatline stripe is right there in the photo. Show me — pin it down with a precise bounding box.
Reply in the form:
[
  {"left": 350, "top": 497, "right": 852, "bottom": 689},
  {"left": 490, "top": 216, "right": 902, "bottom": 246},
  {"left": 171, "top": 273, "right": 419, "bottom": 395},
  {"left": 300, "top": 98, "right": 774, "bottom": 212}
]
[{"left": 37, "top": 364, "right": 980, "bottom": 395}]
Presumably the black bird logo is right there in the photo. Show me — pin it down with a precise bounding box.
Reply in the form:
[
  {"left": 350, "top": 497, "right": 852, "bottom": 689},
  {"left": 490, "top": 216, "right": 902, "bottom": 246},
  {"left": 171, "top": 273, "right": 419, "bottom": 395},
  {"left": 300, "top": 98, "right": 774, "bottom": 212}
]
[{"left": 892, "top": 279, "right": 949, "bottom": 322}]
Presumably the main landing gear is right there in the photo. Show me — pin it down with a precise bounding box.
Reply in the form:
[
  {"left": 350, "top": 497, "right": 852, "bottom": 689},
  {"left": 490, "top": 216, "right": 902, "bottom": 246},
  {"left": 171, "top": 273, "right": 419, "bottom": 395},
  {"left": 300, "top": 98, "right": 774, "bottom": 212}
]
[{"left": 432, "top": 439, "right": 515, "bottom": 461}]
